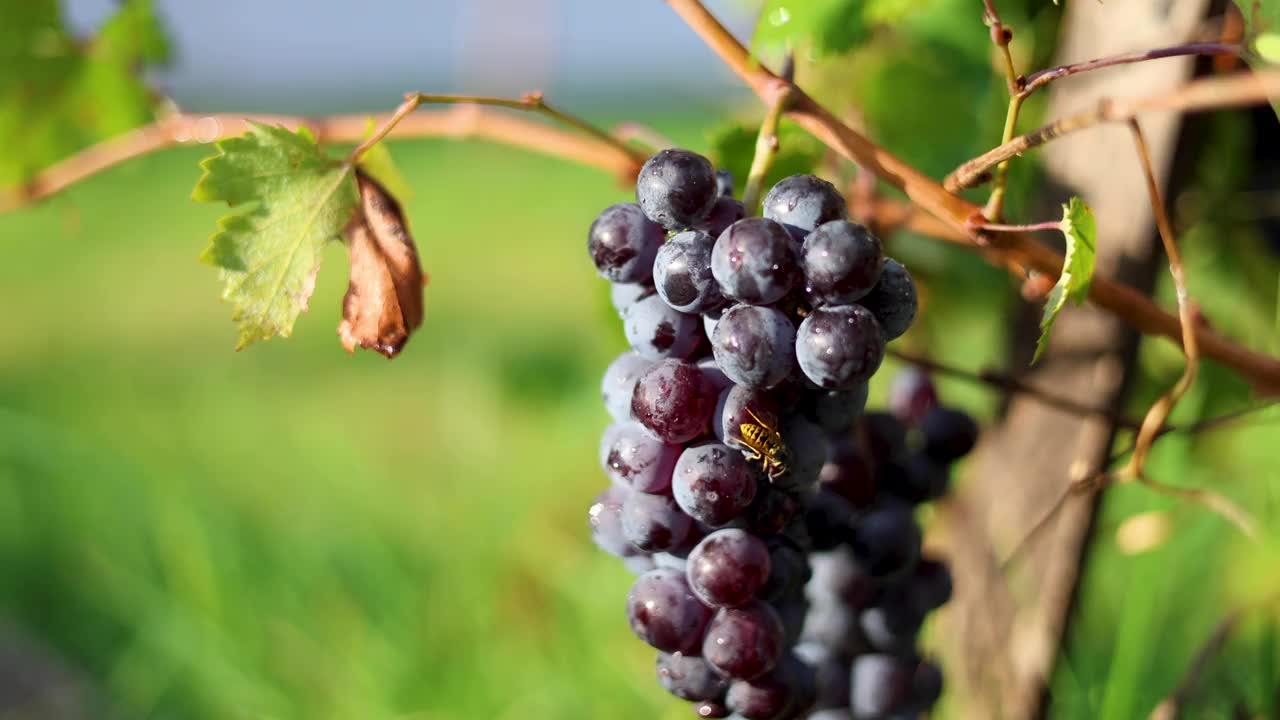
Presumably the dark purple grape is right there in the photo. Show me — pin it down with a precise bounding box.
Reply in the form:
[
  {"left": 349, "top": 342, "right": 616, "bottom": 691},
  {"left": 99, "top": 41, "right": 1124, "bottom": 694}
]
[
  {"left": 806, "top": 546, "right": 875, "bottom": 609},
  {"left": 850, "top": 654, "right": 913, "bottom": 719},
  {"left": 726, "top": 667, "right": 795, "bottom": 719},
  {"left": 602, "top": 422, "right": 680, "bottom": 493},
  {"left": 742, "top": 486, "right": 799, "bottom": 538},
  {"left": 849, "top": 504, "right": 920, "bottom": 581},
  {"left": 801, "top": 221, "right": 883, "bottom": 305},
  {"left": 795, "top": 305, "right": 885, "bottom": 389},
  {"left": 715, "top": 384, "right": 781, "bottom": 446},
  {"left": 702, "top": 599, "right": 784, "bottom": 680},
  {"left": 611, "top": 282, "right": 655, "bottom": 317},
  {"left": 673, "top": 442, "right": 758, "bottom": 527},
  {"left": 627, "top": 569, "right": 713, "bottom": 653},
  {"left": 622, "top": 491, "right": 694, "bottom": 552},
  {"left": 655, "top": 230, "right": 728, "bottom": 314},
  {"left": 602, "top": 351, "right": 653, "bottom": 422},
  {"left": 657, "top": 651, "right": 729, "bottom": 702},
  {"left": 907, "top": 558, "right": 952, "bottom": 614},
  {"left": 698, "top": 196, "right": 748, "bottom": 237},
  {"left": 807, "top": 710, "right": 854, "bottom": 720},
  {"left": 632, "top": 359, "right": 718, "bottom": 444},
  {"left": 588, "top": 485, "right": 635, "bottom": 558},
  {"left": 887, "top": 366, "right": 937, "bottom": 426},
  {"left": 802, "top": 487, "right": 856, "bottom": 552},
  {"left": 861, "top": 412, "right": 906, "bottom": 464},
  {"left": 695, "top": 700, "right": 731, "bottom": 718},
  {"left": 712, "top": 218, "right": 800, "bottom": 306},
  {"left": 716, "top": 169, "right": 735, "bottom": 198},
  {"left": 859, "top": 603, "right": 922, "bottom": 655},
  {"left": 698, "top": 356, "right": 734, "bottom": 394},
  {"left": 712, "top": 305, "right": 796, "bottom": 390},
  {"left": 799, "top": 600, "right": 865, "bottom": 660},
  {"left": 773, "top": 588, "right": 809, "bottom": 647},
  {"left": 879, "top": 453, "right": 948, "bottom": 504},
  {"left": 810, "top": 385, "right": 869, "bottom": 436},
  {"left": 794, "top": 642, "right": 851, "bottom": 711},
  {"left": 774, "top": 414, "right": 828, "bottom": 491},
  {"left": 637, "top": 149, "right": 719, "bottom": 230},
  {"left": 860, "top": 258, "right": 917, "bottom": 341},
  {"left": 820, "top": 438, "right": 876, "bottom": 507},
  {"left": 625, "top": 294, "right": 703, "bottom": 361},
  {"left": 687, "top": 529, "right": 772, "bottom": 608},
  {"left": 757, "top": 538, "right": 808, "bottom": 602},
  {"left": 588, "top": 202, "right": 665, "bottom": 282},
  {"left": 909, "top": 659, "right": 944, "bottom": 711},
  {"left": 919, "top": 407, "right": 979, "bottom": 462},
  {"left": 761, "top": 175, "right": 848, "bottom": 233}
]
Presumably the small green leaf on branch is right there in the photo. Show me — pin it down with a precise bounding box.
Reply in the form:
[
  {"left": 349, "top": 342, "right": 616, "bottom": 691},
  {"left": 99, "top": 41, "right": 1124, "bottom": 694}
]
[
  {"left": 1033, "top": 196, "right": 1097, "bottom": 363},
  {"left": 193, "top": 123, "right": 358, "bottom": 349}
]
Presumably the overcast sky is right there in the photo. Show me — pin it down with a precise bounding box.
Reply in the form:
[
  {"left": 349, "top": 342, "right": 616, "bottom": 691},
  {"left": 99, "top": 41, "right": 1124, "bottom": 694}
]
[{"left": 63, "top": 0, "right": 759, "bottom": 113}]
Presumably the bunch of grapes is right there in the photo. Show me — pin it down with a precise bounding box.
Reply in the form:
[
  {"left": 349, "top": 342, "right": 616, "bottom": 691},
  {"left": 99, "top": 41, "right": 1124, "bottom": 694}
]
[{"left": 586, "top": 149, "right": 977, "bottom": 719}]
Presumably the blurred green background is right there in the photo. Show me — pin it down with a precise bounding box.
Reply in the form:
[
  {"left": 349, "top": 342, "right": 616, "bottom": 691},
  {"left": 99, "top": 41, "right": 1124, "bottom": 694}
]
[{"left": 2, "top": 1, "right": 1280, "bottom": 719}]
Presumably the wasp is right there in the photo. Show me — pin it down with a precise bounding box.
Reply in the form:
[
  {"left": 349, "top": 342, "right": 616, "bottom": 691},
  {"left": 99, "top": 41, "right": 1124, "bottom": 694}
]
[{"left": 732, "top": 406, "right": 791, "bottom": 479}]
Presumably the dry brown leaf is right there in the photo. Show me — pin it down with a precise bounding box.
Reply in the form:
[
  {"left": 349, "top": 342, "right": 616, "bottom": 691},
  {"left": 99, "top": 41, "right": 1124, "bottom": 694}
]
[{"left": 338, "top": 171, "right": 426, "bottom": 358}]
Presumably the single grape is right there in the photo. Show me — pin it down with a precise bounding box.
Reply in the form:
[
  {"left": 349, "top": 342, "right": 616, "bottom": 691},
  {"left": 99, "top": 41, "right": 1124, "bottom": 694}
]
[
  {"left": 802, "top": 487, "right": 856, "bottom": 552},
  {"left": 887, "top": 366, "right": 938, "bottom": 426},
  {"left": 799, "top": 600, "right": 865, "bottom": 660},
  {"left": 673, "top": 442, "right": 758, "bottom": 527},
  {"left": 622, "top": 490, "right": 694, "bottom": 552},
  {"left": 611, "top": 282, "right": 655, "bottom": 317},
  {"left": 712, "top": 217, "right": 800, "bottom": 306},
  {"left": 655, "top": 230, "right": 728, "bottom": 315},
  {"left": 909, "top": 659, "right": 944, "bottom": 712},
  {"left": 637, "top": 149, "right": 719, "bottom": 229},
  {"left": 795, "top": 305, "right": 885, "bottom": 389},
  {"left": 697, "top": 356, "right": 734, "bottom": 394},
  {"left": 919, "top": 407, "right": 979, "bottom": 463},
  {"left": 657, "top": 651, "right": 729, "bottom": 702},
  {"left": 850, "top": 654, "right": 913, "bottom": 719},
  {"left": 794, "top": 642, "right": 851, "bottom": 712},
  {"left": 602, "top": 422, "right": 681, "bottom": 493},
  {"left": 807, "top": 709, "right": 854, "bottom": 720},
  {"left": 602, "top": 351, "right": 653, "bottom": 422},
  {"left": 849, "top": 504, "right": 921, "bottom": 581},
  {"left": 859, "top": 258, "right": 917, "bottom": 341},
  {"left": 773, "top": 587, "right": 809, "bottom": 648},
  {"left": 698, "top": 196, "right": 748, "bottom": 237},
  {"left": 774, "top": 414, "right": 828, "bottom": 491},
  {"left": 820, "top": 438, "right": 876, "bottom": 507},
  {"left": 712, "top": 305, "right": 797, "bottom": 390},
  {"left": 726, "top": 667, "right": 795, "bottom": 719},
  {"left": 715, "top": 384, "right": 781, "bottom": 446},
  {"left": 861, "top": 412, "right": 906, "bottom": 464},
  {"left": 588, "top": 485, "right": 635, "bottom": 558},
  {"left": 878, "top": 453, "right": 948, "bottom": 504},
  {"left": 627, "top": 568, "right": 713, "bottom": 653},
  {"left": 625, "top": 294, "right": 703, "bottom": 361},
  {"left": 687, "top": 529, "right": 772, "bottom": 608},
  {"left": 809, "top": 385, "right": 870, "bottom": 436},
  {"left": 801, "top": 221, "right": 884, "bottom": 305},
  {"left": 716, "top": 169, "right": 736, "bottom": 198},
  {"left": 757, "top": 538, "right": 809, "bottom": 602},
  {"left": 588, "top": 202, "right": 665, "bottom": 282},
  {"left": 805, "top": 546, "right": 875, "bottom": 610},
  {"left": 702, "top": 599, "right": 784, "bottom": 680},
  {"left": 908, "top": 558, "right": 953, "bottom": 614},
  {"left": 761, "top": 175, "right": 848, "bottom": 232},
  {"left": 632, "top": 359, "right": 719, "bottom": 444},
  {"left": 741, "top": 486, "right": 799, "bottom": 538}
]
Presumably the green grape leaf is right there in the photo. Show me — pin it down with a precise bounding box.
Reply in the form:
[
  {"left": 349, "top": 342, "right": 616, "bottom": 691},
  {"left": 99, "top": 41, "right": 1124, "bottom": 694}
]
[
  {"left": 1234, "top": 0, "right": 1280, "bottom": 117},
  {"left": 193, "top": 124, "right": 359, "bottom": 349},
  {"left": 0, "top": 0, "right": 167, "bottom": 187},
  {"left": 754, "top": 0, "right": 869, "bottom": 57},
  {"left": 1034, "top": 197, "right": 1098, "bottom": 363},
  {"left": 709, "top": 120, "right": 825, "bottom": 197}
]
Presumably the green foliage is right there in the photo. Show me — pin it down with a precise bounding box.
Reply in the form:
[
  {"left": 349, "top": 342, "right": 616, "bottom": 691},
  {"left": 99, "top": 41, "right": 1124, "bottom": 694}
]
[
  {"left": 0, "top": 0, "right": 167, "bottom": 186},
  {"left": 754, "top": 0, "right": 868, "bottom": 57},
  {"left": 1034, "top": 197, "right": 1097, "bottom": 363},
  {"left": 708, "top": 120, "right": 824, "bottom": 195},
  {"left": 1234, "top": 0, "right": 1280, "bottom": 115},
  {"left": 193, "top": 124, "right": 358, "bottom": 349}
]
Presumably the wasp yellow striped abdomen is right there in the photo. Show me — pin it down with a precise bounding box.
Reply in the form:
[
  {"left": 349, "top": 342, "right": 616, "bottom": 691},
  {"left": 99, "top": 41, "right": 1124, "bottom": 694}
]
[{"left": 734, "top": 406, "right": 790, "bottom": 479}]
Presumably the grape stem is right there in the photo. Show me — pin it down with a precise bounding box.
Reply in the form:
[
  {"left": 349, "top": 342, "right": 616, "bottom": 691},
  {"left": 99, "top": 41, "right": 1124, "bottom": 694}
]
[
  {"left": 664, "top": 0, "right": 1280, "bottom": 394},
  {"left": 741, "top": 79, "right": 796, "bottom": 215},
  {"left": 1018, "top": 42, "right": 1242, "bottom": 100},
  {"left": 980, "top": 0, "right": 1020, "bottom": 221}
]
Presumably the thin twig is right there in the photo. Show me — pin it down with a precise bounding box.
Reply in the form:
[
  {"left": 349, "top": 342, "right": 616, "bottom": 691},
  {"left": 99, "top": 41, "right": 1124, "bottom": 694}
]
[
  {"left": 971, "top": 220, "right": 1063, "bottom": 233},
  {"left": 664, "top": 0, "right": 1280, "bottom": 393},
  {"left": 946, "top": 71, "right": 1280, "bottom": 192},
  {"left": 980, "top": 0, "right": 1021, "bottom": 221},
  {"left": 888, "top": 348, "right": 1147, "bottom": 429},
  {"left": 1, "top": 100, "right": 646, "bottom": 213},
  {"left": 742, "top": 80, "right": 796, "bottom": 214},
  {"left": 1021, "top": 43, "right": 1242, "bottom": 99}
]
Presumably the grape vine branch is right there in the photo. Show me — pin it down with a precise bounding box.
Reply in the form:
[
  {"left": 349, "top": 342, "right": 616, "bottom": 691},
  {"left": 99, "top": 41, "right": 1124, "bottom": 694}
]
[{"left": 664, "top": 0, "right": 1280, "bottom": 395}]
